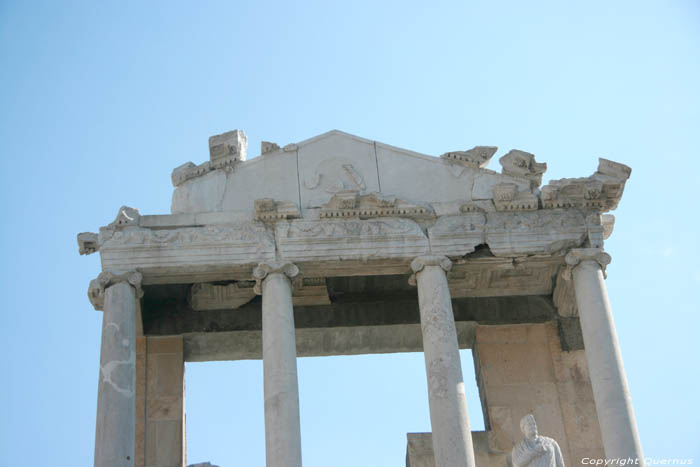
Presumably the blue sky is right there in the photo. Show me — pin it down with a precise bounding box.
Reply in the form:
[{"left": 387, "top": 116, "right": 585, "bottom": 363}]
[{"left": 1, "top": 1, "right": 698, "bottom": 465}]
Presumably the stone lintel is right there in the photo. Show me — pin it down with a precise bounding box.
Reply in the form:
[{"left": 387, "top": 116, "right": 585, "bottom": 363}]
[{"left": 183, "top": 322, "right": 478, "bottom": 361}]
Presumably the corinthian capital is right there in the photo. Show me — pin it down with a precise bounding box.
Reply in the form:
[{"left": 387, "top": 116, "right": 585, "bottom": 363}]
[
  {"left": 253, "top": 261, "right": 300, "bottom": 294},
  {"left": 409, "top": 255, "right": 452, "bottom": 286},
  {"left": 564, "top": 248, "right": 612, "bottom": 279},
  {"left": 87, "top": 270, "right": 143, "bottom": 311}
]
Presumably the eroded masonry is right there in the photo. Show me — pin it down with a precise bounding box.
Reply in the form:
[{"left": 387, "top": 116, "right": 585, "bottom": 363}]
[{"left": 79, "top": 130, "right": 644, "bottom": 467}]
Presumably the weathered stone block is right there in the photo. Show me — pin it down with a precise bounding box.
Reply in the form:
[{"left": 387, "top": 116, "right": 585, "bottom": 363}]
[
  {"left": 147, "top": 395, "right": 183, "bottom": 421},
  {"left": 148, "top": 336, "right": 183, "bottom": 355},
  {"left": 208, "top": 129, "right": 247, "bottom": 162}
]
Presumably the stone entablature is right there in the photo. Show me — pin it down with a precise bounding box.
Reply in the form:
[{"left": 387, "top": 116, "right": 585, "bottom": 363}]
[
  {"left": 81, "top": 207, "right": 603, "bottom": 285},
  {"left": 77, "top": 130, "right": 630, "bottom": 300}
]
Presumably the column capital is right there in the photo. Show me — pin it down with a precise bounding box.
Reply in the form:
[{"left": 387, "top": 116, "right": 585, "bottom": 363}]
[
  {"left": 409, "top": 255, "right": 452, "bottom": 286},
  {"left": 88, "top": 270, "right": 143, "bottom": 311},
  {"left": 564, "top": 248, "right": 612, "bottom": 279},
  {"left": 411, "top": 255, "right": 452, "bottom": 273},
  {"left": 253, "top": 261, "right": 300, "bottom": 294}
]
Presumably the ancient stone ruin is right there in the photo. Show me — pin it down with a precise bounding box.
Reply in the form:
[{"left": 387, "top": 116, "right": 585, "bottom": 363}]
[{"left": 79, "top": 129, "right": 644, "bottom": 467}]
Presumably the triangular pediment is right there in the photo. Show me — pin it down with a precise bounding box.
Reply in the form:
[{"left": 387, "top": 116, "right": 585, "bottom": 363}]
[{"left": 171, "top": 129, "right": 539, "bottom": 216}]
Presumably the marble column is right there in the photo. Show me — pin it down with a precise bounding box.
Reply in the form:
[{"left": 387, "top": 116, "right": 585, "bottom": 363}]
[
  {"left": 88, "top": 270, "right": 143, "bottom": 467},
  {"left": 565, "top": 248, "right": 644, "bottom": 462},
  {"left": 410, "top": 256, "right": 476, "bottom": 467},
  {"left": 253, "top": 262, "right": 303, "bottom": 467}
]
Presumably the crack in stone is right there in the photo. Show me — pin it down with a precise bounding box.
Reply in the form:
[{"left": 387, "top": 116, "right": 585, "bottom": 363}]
[{"left": 217, "top": 171, "right": 231, "bottom": 211}]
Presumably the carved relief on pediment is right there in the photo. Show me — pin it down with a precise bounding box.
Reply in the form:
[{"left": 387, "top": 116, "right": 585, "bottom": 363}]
[
  {"left": 541, "top": 158, "right": 631, "bottom": 212},
  {"left": 303, "top": 158, "right": 366, "bottom": 194},
  {"left": 319, "top": 191, "right": 434, "bottom": 220}
]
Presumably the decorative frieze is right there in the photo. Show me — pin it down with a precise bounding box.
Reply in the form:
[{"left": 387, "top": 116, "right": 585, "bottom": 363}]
[
  {"left": 189, "top": 277, "right": 329, "bottom": 309},
  {"left": 485, "top": 210, "right": 588, "bottom": 256},
  {"left": 440, "top": 146, "right": 498, "bottom": 168},
  {"left": 88, "top": 270, "right": 143, "bottom": 311},
  {"left": 275, "top": 218, "right": 430, "bottom": 262},
  {"left": 499, "top": 150, "right": 547, "bottom": 188},
  {"left": 492, "top": 183, "right": 539, "bottom": 211},
  {"left": 541, "top": 158, "right": 631, "bottom": 212},
  {"left": 319, "top": 191, "right": 434, "bottom": 220},
  {"left": 99, "top": 223, "right": 276, "bottom": 272},
  {"left": 254, "top": 198, "right": 300, "bottom": 221},
  {"left": 449, "top": 260, "right": 559, "bottom": 298},
  {"left": 189, "top": 282, "right": 256, "bottom": 311},
  {"left": 427, "top": 214, "right": 486, "bottom": 257}
]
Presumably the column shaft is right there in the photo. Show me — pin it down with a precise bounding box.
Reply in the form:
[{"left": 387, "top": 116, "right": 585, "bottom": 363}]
[
  {"left": 262, "top": 273, "right": 303, "bottom": 467},
  {"left": 94, "top": 281, "right": 137, "bottom": 467},
  {"left": 414, "top": 260, "right": 475, "bottom": 467},
  {"left": 571, "top": 257, "right": 644, "bottom": 461}
]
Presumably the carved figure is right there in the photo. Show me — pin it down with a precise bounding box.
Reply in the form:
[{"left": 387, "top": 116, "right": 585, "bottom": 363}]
[
  {"left": 303, "top": 159, "right": 366, "bottom": 193},
  {"left": 512, "top": 415, "right": 565, "bottom": 467}
]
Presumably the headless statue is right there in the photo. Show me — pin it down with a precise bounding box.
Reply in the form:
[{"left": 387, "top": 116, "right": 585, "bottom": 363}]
[{"left": 512, "top": 414, "right": 565, "bottom": 467}]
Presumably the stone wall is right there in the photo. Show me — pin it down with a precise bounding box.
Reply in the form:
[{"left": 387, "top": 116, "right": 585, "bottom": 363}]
[
  {"left": 474, "top": 322, "right": 604, "bottom": 465},
  {"left": 135, "top": 336, "right": 186, "bottom": 467},
  {"left": 406, "top": 432, "right": 506, "bottom": 467}
]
